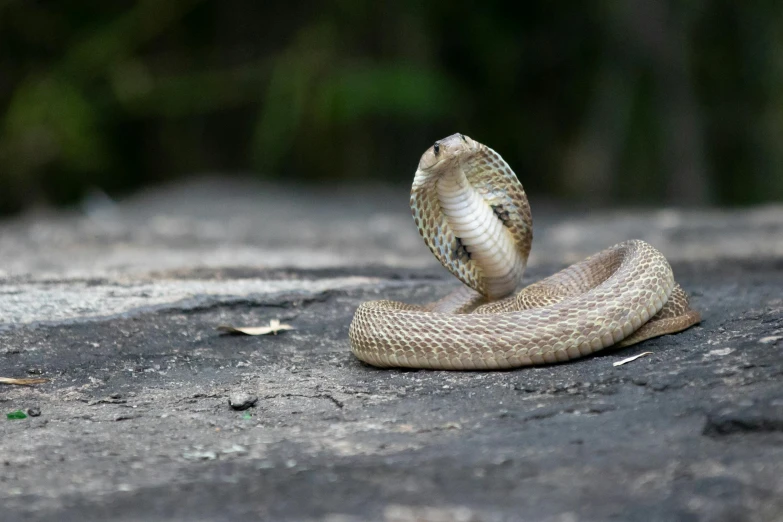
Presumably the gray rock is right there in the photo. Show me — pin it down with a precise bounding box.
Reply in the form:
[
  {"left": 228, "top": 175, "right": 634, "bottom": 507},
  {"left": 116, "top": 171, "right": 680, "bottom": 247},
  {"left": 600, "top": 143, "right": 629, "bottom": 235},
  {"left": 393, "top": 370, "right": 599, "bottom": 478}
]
[
  {"left": 228, "top": 391, "right": 258, "bottom": 411},
  {"left": 0, "top": 179, "right": 782, "bottom": 521}
]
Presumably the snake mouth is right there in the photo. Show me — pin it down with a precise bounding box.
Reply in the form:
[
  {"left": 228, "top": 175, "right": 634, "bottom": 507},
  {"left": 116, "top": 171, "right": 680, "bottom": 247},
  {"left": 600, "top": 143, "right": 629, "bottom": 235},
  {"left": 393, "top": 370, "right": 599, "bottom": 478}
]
[
  {"left": 418, "top": 156, "right": 449, "bottom": 172},
  {"left": 417, "top": 133, "right": 474, "bottom": 172}
]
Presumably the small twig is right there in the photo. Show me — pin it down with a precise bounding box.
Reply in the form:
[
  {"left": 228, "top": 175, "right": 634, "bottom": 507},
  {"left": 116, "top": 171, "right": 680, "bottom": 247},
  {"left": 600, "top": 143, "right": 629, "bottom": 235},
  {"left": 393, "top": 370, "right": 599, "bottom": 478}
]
[
  {"left": 217, "top": 319, "right": 294, "bottom": 336},
  {"left": 613, "top": 352, "right": 653, "bottom": 367}
]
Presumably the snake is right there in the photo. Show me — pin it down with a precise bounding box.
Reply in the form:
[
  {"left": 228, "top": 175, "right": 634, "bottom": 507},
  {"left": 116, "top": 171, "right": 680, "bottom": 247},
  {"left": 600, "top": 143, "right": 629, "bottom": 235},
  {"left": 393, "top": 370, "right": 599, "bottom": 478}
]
[{"left": 349, "top": 133, "right": 701, "bottom": 370}]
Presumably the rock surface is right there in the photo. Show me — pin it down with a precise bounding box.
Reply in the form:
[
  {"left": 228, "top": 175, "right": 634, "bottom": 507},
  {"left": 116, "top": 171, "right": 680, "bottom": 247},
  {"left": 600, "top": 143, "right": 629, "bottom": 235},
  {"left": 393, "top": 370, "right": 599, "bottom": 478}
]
[{"left": 1, "top": 178, "right": 782, "bottom": 522}]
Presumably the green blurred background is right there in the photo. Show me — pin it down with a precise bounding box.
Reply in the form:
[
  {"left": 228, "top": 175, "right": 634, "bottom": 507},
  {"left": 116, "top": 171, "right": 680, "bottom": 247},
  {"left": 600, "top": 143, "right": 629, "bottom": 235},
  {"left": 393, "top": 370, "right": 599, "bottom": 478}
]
[{"left": 1, "top": 0, "right": 782, "bottom": 215}]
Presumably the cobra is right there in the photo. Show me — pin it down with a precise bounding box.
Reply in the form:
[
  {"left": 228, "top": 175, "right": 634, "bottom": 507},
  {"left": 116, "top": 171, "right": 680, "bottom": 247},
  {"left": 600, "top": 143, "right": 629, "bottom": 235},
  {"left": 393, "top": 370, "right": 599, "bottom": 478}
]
[{"left": 349, "top": 133, "right": 701, "bottom": 370}]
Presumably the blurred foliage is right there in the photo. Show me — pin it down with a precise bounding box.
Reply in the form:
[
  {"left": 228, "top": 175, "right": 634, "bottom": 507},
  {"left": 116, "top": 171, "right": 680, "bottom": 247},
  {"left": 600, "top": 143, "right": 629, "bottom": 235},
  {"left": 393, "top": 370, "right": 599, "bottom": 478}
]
[{"left": 1, "top": 0, "right": 782, "bottom": 214}]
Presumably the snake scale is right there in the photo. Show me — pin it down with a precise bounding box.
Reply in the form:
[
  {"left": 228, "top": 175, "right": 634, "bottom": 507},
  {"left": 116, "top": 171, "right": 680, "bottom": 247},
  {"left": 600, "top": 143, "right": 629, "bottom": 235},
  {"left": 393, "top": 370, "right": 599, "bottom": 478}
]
[{"left": 349, "top": 133, "right": 701, "bottom": 370}]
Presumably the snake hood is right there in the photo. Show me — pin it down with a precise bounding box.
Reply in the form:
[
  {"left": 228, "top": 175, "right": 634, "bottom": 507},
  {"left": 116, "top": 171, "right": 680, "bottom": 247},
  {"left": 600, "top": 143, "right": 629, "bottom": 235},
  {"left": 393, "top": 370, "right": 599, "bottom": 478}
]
[{"left": 410, "top": 133, "right": 533, "bottom": 299}]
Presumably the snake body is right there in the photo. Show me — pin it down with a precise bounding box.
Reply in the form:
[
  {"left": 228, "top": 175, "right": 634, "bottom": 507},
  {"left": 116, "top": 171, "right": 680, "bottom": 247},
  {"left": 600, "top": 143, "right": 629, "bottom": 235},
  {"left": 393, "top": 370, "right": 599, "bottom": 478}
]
[{"left": 349, "top": 134, "right": 701, "bottom": 370}]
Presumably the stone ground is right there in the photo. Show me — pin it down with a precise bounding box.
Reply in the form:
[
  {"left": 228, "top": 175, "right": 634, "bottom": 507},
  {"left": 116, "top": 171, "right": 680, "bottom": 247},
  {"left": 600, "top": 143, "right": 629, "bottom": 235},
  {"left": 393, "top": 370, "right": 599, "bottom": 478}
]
[{"left": 1, "top": 178, "right": 782, "bottom": 522}]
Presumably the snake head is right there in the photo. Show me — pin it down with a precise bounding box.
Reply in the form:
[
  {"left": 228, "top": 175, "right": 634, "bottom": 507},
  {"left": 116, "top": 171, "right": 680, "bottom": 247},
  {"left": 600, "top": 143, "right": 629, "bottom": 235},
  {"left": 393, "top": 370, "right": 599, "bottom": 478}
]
[{"left": 416, "top": 133, "right": 479, "bottom": 175}]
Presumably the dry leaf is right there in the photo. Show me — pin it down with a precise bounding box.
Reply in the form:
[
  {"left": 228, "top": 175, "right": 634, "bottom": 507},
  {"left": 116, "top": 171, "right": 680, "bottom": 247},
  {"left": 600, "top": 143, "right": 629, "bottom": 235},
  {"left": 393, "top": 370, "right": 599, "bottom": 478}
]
[
  {"left": 612, "top": 352, "right": 653, "bottom": 367},
  {"left": 217, "top": 319, "right": 294, "bottom": 336},
  {"left": 0, "top": 377, "right": 49, "bottom": 386}
]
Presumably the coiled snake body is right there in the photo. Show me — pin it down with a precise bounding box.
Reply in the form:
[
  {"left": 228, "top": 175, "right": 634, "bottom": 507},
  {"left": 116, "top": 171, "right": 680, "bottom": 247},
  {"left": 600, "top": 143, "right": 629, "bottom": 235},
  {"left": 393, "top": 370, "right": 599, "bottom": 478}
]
[{"left": 349, "top": 134, "right": 701, "bottom": 370}]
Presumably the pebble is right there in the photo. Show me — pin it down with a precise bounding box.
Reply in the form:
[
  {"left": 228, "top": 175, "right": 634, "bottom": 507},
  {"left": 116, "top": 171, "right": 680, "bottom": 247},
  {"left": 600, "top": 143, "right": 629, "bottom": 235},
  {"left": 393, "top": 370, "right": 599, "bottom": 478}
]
[
  {"left": 27, "top": 407, "right": 41, "bottom": 417},
  {"left": 228, "top": 391, "right": 258, "bottom": 411},
  {"left": 182, "top": 450, "right": 217, "bottom": 461}
]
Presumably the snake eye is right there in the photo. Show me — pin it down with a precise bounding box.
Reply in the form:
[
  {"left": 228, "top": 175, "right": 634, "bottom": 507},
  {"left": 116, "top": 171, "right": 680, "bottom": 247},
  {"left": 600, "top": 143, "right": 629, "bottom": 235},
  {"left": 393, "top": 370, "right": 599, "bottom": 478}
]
[{"left": 433, "top": 143, "right": 440, "bottom": 155}]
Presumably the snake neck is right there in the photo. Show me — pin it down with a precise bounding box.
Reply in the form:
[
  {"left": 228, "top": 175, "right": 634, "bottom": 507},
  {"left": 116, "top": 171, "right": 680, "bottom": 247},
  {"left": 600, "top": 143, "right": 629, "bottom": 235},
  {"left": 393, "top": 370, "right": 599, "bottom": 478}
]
[{"left": 436, "top": 164, "right": 525, "bottom": 299}]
